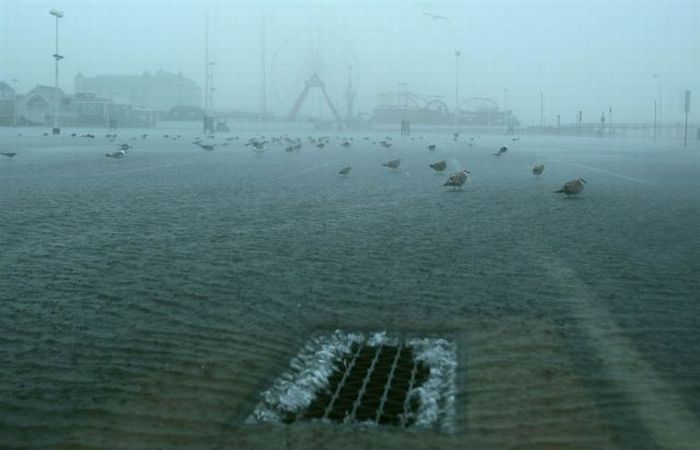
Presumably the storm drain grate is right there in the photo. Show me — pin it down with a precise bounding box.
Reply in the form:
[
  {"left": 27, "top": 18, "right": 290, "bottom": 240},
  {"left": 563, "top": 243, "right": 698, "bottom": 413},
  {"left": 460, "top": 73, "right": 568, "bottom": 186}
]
[{"left": 246, "top": 331, "right": 457, "bottom": 432}]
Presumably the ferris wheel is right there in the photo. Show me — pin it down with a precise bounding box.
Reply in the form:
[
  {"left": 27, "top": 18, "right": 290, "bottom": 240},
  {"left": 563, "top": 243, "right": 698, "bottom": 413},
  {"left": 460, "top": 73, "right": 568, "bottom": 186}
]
[{"left": 271, "top": 30, "right": 359, "bottom": 122}]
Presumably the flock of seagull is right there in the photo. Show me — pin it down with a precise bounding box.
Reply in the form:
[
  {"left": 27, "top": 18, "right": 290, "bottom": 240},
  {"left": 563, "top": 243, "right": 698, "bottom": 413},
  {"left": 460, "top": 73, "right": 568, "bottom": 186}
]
[{"left": 2, "top": 132, "right": 587, "bottom": 196}]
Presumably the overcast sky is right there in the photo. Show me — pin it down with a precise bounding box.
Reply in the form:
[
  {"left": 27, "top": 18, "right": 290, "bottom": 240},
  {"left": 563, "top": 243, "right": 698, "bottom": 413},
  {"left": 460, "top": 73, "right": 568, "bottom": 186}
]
[{"left": 1, "top": 0, "right": 698, "bottom": 124}]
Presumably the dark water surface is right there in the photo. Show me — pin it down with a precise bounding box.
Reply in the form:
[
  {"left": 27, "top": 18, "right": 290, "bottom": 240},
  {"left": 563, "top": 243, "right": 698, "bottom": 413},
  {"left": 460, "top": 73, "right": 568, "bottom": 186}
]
[{"left": 1, "top": 129, "right": 699, "bottom": 449}]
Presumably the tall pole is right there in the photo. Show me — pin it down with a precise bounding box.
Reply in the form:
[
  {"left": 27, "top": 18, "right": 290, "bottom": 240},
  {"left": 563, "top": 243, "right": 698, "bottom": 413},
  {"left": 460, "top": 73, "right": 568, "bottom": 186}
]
[
  {"left": 261, "top": 15, "right": 266, "bottom": 122},
  {"left": 684, "top": 90, "right": 691, "bottom": 147},
  {"left": 204, "top": 14, "right": 209, "bottom": 115},
  {"left": 12, "top": 78, "right": 18, "bottom": 127},
  {"left": 539, "top": 91, "right": 543, "bottom": 127},
  {"left": 346, "top": 65, "right": 354, "bottom": 123},
  {"left": 653, "top": 100, "right": 657, "bottom": 141},
  {"left": 609, "top": 106, "right": 612, "bottom": 138},
  {"left": 50, "top": 10, "right": 63, "bottom": 135},
  {"left": 453, "top": 50, "right": 460, "bottom": 138},
  {"left": 653, "top": 73, "right": 661, "bottom": 137}
]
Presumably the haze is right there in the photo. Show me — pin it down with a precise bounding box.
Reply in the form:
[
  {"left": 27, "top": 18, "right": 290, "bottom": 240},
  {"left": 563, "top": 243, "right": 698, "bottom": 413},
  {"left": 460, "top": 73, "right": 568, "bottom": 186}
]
[{"left": 1, "top": 0, "right": 698, "bottom": 124}]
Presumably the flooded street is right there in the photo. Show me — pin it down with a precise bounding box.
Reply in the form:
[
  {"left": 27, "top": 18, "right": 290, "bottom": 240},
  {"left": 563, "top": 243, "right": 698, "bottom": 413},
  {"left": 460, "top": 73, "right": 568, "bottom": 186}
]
[{"left": 1, "top": 128, "right": 698, "bottom": 449}]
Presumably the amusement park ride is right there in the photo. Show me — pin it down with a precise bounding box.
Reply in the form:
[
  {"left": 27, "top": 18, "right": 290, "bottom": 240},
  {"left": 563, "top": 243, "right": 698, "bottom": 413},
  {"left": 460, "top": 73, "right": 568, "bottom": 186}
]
[
  {"left": 373, "top": 87, "right": 513, "bottom": 126},
  {"left": 272, "top": 30, "right": 359, "bottom": 124}
]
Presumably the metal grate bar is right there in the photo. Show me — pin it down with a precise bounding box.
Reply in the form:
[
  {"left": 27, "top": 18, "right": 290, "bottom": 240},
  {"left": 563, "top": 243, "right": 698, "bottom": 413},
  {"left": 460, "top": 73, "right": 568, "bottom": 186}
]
[
  {"left": 322, "top": 343, "right": 363, "bottom": 420},
  {"left": 400, "top": 358, "right": 420, "bottom": 428},
  {"left": 374, "top": 343, "right": 404, "bottom": 424},
  {"left": 348, "top": 345, "right": 383, "bottom": 421}
]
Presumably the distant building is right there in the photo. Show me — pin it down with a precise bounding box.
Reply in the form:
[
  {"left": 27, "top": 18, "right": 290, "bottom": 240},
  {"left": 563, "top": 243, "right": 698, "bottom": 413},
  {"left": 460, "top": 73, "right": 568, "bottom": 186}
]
[
  {"left": 13, "top": 86, "right": 157, "bottom": 128},
  {"left": 0, "top": 80, "right": 15, "bottom": 126},
  {"left": 16, "top": 85, "right": 76, "bottom": 126},
  {"left": 74, "top": 70, "right": 200, "bottom": 112}
]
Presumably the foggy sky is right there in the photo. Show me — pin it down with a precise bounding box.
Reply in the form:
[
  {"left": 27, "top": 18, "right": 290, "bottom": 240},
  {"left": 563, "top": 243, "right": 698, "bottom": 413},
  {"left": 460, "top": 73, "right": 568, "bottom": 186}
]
[{"left": 1, "top": 0, "right": 698, "bottom": 124}]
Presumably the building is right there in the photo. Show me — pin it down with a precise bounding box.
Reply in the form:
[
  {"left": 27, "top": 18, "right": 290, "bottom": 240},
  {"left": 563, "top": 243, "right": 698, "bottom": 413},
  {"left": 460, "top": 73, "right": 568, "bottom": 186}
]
[
  {"left": 0, "top": 81, "right": 15, "bottom": 126},
  {"left": 13, "top": 86, "right": 157, "bottom": 128},
  {"left": 74, "top": 70, "right": 200, "bottom": 112},
  {"left": 16, "top": 85, "right": 76, "bottom": 126}
]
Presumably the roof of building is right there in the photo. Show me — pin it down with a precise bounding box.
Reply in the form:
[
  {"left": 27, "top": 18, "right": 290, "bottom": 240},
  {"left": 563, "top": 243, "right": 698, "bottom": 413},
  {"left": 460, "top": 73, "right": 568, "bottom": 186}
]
[
  {"left": 0, "top": 80, "right": 14, "bottom": 92},
  {"left": 28, "top": 85, "right": 66, "bottom": 98}
]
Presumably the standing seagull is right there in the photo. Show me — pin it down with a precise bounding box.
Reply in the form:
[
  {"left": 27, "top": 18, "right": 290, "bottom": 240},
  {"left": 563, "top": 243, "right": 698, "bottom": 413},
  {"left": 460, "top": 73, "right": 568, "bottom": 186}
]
[
  {"left": 555, "top": 178, "right": 587, "bottom": 196},
  {"left": 429, "top": 160, "right": 447, "bottom": 172},
  {"left": 443, "top": 169, "right": 470, "bottom": 190},
  {"left": 494, "top": 145, "right": 508, "bottom": 156},
  {"left": 428, "top": 143, "right": 437, "bottom": 151},
  {"left": 195, "top": 142, "right": 216, "bottom": 151},
  {"left": 382, "top": 159, "right": 401, "bottom": 170},
  {"left": 1, "top": 152, "right": 17, "bottom": 158},
  {"left": 338, "top": 166, "right": 352, "bottom": 175},
  {"left": 532, "top": 164, "right": 545, "bottom": 175},
  {"left": 105, "top": 150, "right": 127, "bottom": 159}
]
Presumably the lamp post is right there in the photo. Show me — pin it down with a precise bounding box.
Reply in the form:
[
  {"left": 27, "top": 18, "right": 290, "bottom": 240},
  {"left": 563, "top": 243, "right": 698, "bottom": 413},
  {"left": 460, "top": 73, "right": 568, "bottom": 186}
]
[
  {"left": 12, "top": 78, "right": 18, "bottom": 127},
  {"left": 539, "top": 91, "right": 544, "bottom": 127},
  {"left": 652, "top": 73, "right": 661, "bottom": 137},
  {"left": 50, "top": 9, "right": 63, "bottom": 135},
  {"left": 453, "top": 50, "right": 461, "bottom": 139}
]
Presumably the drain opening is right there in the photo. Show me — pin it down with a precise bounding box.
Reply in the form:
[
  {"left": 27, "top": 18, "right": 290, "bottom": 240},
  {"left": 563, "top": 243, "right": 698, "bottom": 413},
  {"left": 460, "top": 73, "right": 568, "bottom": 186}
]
[{"left": 246, "top": 331, "right": 456, "bottom": 432}]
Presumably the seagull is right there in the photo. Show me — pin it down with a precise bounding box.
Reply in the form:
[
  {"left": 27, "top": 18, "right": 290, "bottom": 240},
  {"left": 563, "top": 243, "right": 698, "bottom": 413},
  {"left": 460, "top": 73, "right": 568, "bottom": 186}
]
[
  {"left": 443, "top": 169, "right": 470, "bottom": 190},
  {"left": 494, "top": 145, "right": 508, "bottom": 156},
  {"left": 1, "top": 152, "right": 17, "bottom": 158},
  {"left": 382, "top": 159, "right": 401, "bottom": 170},
  {"left": 532, "top": 164, "right": 545, "bottom": 175},
  {"left": 195, "top": 142, "right": 216, "bottom": 151},
  {"left": 338, "top": 166, "right": 352, "bottom": 175},
  {"left": 118, "top": 143, "right": 131, "bottom": 150},
  {"left": 428, "top": 143, "right": 436, "bottom": 151},
  {"left": 105, "top": 150, "right": 126, "bottom": 159},
  {"left": 555, "top": 178, "right": 587, "bottom": 196},
  {"left": 429, "top": 160, "right": 447, "bottom": 172}
]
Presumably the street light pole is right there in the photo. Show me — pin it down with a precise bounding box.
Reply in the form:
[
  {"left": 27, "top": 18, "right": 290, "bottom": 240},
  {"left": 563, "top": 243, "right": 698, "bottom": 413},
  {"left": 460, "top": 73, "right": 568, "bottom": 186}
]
[
  {"left": 653, "top": 73, "right": 661, "bottom": 137},
  {"left": 653, "top": 100, "right": 657, "bottom": 141},
  {"left": 12, "top": 78, "right": 18, "bottom": 127},
  {"left": 50, "top": 9, "right": 63, "bottom": 135},
  {"left": 539, "top": 92, "right": 544, "bottom": 127},
  {"left": 454, "top": 50, "right": 461, "bottom": 139}
]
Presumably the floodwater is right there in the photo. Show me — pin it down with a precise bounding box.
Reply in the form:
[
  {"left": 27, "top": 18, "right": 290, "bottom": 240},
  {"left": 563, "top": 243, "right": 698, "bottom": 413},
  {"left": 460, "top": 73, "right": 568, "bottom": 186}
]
[{"left": 1, "top": 126, "right": 699, "bottom": 449}]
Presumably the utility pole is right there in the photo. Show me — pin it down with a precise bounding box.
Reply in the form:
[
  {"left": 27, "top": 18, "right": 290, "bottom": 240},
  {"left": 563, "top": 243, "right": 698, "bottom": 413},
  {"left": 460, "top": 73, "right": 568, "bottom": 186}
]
[
  {"left": 346, "top": 65, "right": 354, "bottom": 124},
  {"left": 453, "top": 50, "right": 461, "bottom": 139},
  {"left": 12, "top": 78, "right": 18, "bottom": 127},
  {"left": 578, "top": 110, "right": 583, "bottom": 136},
  {"left": 654, "top": 100, "right": 657, "bottom": 141},
  {"left": 203, "top": 14, "right": 214, "bottom": 133},
  {"left": 684, "top": 90, "right": 691, "bottom": 147}
]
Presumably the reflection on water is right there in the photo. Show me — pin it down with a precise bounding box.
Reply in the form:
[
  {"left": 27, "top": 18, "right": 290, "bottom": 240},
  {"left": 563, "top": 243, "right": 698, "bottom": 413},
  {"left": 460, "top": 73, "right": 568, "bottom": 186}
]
[{"left": 1, "top": 127, "right": 698, "bottom": 449}]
